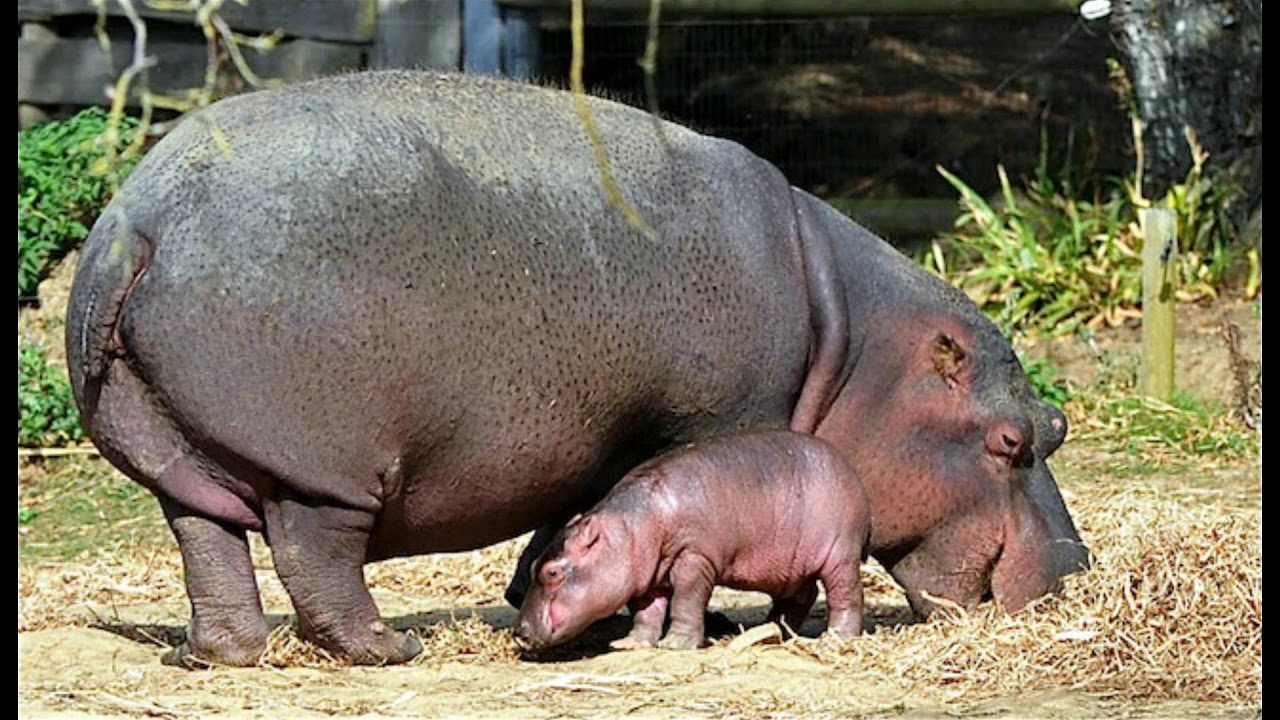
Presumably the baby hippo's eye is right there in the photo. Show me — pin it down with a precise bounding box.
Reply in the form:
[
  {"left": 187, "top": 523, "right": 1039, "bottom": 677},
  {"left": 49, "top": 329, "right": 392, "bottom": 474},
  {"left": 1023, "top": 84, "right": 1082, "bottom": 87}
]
[{"left": 539, "top": 561, "right": 567, "bottom": 586}]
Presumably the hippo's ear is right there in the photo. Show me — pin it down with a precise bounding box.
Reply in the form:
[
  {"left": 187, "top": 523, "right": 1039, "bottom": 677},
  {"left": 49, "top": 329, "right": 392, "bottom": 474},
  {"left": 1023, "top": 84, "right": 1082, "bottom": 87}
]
[
  {"left": 931, "top": 333, "right": 968, "bottom": 390},
  {"left": 565, "top": 514, "right": 601, "bottom": 555}
]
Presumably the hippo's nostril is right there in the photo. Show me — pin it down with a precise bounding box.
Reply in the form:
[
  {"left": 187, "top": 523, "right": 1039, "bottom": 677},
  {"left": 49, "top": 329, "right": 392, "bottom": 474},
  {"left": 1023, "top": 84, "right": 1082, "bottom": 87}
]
[{"left": 1002, "top": 433, "right": 1019, "bottom": 450}]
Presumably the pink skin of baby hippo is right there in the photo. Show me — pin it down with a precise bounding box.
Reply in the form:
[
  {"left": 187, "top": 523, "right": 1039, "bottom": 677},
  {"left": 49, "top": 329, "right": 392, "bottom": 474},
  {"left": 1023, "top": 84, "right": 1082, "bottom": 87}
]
[{"left": 513, "top": 430, "right": 871, "bottom": 652}]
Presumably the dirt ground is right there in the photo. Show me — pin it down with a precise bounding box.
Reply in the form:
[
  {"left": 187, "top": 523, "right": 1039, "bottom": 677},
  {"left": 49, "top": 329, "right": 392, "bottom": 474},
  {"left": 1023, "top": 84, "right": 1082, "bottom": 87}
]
[{"left": 17, "top": 299, "right": 1261, "bottom": 719}]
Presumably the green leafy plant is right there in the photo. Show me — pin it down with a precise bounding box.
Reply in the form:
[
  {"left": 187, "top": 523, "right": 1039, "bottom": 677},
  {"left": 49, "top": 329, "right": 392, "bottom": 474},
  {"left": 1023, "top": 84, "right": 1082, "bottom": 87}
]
[
  {"left": 17, "top": 108, "right": 139, "bottom": 299},
  {"left": 17, "top": 345, "right": 85, "bottom": 448},
  {"left": 1022, "top": 356, "right": 1071, "bottom": 410},
  {"left": 922, "top": 139, "right": 1240, "bottom": 337}
]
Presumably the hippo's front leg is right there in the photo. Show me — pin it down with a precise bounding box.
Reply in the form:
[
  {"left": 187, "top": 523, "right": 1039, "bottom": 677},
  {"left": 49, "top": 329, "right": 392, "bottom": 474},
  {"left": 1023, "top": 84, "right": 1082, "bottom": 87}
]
[
  {"left": 768, "top": 580, "right": 819, "bottom": 636},
  {"left": 265, "top": 489, "right": 421, "bottom": 664},
  {"left": 610, "top": 592, "right": 669, "bottom": 650},
  {"left": 160, "top": 497, "right": 270, "bottom": 668},
  {"left": 658, "top": 553, "right": 715, "bottom": 649}
]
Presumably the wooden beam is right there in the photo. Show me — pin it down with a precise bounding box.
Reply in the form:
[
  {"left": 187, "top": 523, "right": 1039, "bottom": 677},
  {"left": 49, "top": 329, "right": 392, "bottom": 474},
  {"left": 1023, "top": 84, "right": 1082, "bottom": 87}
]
[
  {"left": 18, "top": 0, "right": 378, "bottom": 43},
  {"left": 371, "top": 0, "right": 462, "bottom": 70},
  {"left": 18, "top": 35, "right": 364, "bottom": 106},
  {"left": 494, "top": 0, "right": 1081, "bottom": 15},
  {"left": 1139, "top": 207, "right": 1176, "bottom": 400}
]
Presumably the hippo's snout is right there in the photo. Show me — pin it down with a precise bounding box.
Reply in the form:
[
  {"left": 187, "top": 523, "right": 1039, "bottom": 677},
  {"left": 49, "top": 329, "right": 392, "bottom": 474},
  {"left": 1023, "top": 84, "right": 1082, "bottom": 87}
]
[
  {"left": 512, "top": 614, "right": 556, "bottom": 652},
  {"left": 512, "top": 619, "right": 535, "bottom": 651}
]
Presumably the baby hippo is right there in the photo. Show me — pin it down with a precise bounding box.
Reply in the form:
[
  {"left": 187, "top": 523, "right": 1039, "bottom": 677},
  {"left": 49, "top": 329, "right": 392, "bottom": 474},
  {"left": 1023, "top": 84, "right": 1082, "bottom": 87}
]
[{"left": 513, "top": 430, "right": 870, "bottom": 652}]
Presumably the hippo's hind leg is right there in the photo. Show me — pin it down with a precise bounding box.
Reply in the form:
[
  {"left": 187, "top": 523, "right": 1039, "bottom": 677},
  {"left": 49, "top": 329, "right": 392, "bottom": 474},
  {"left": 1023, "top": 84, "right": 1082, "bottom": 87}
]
[
  {"left": 264, "top": 488, "right": 421, "bottom": 665},
  {"left": 83, "top": 361, "right": 269, "bottom": 667},
  {"left": 160, "top": 497, "right": 270, "bottom": 667},
  {"left": 768, "top": 580, "right": 818, "bottom": 637},
  {"left": 819, "top": 546, "right": 864, "bottom": 640}
]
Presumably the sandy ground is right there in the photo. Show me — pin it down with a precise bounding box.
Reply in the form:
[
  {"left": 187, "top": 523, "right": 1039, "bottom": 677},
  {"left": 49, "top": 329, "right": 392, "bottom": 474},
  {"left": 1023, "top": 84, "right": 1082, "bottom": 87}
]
[
  {"left": 15, "top": 562, "right": 1260, "bottom": 719},
  {"left": 14, "top": 627, "right": 1256, "bottom": 720}
]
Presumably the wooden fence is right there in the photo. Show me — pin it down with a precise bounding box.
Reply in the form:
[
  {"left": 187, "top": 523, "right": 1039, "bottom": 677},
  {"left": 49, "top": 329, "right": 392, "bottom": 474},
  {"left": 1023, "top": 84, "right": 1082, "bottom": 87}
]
[{"left": 17, "top": 0, "right": 481, "bottom": 121}]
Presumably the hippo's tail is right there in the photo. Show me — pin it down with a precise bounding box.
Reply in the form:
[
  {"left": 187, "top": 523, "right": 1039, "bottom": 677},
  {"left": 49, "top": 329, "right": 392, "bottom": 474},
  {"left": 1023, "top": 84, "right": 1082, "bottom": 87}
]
[
  {"left": 65, "top": 206, "right": 154, "bottom": 424},
  {"left": 65, "top": 208, "right": 265, "bottom": 531}
]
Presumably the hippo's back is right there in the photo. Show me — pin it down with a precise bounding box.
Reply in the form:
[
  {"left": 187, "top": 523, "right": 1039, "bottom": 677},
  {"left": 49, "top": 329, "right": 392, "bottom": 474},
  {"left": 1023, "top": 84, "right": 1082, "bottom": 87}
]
[{"left": 71, "top": 71, "right": 813, "bottom": 552}]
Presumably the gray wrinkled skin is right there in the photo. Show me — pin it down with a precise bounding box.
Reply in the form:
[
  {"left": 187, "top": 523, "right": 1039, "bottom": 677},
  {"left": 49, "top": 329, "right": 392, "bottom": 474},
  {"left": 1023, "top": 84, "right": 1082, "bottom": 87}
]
[{"left": 66, "top": 70, "right": 1087, "bottom": 667}]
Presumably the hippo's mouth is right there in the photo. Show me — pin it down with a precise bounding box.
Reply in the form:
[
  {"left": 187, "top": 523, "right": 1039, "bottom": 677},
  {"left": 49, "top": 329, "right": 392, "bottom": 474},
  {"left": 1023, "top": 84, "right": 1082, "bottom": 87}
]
[{"left": 513, "top": 603, "right": 566, "bottom": 652}]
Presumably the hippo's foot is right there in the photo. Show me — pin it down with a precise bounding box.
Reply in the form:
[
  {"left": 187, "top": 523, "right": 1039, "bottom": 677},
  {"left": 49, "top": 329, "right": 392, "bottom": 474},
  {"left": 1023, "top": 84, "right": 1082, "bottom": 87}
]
[
  {"left": 821, "top": 627, "right": 859, "bottom": 643},
  {"left": 657, "top": 631, "right": 704, "bottom": 650},
  {"left": 161, "top": 629, "right": 268, "bottom": 669},
  {"left": 611, "top": 593, "right": 667, "bottom": 650},
  {"left": 609, "top": 634, "right": 658, "bottom": 650},
  {"left": 300, "top": 621, "right": 423, "bottom": 666}
]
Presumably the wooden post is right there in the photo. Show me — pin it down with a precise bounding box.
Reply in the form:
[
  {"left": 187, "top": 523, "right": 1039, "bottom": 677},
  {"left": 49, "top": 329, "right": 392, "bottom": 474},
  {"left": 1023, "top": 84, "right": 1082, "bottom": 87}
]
[{"left": 1139, "top": 207, "right": 1176, "bottom": 400}]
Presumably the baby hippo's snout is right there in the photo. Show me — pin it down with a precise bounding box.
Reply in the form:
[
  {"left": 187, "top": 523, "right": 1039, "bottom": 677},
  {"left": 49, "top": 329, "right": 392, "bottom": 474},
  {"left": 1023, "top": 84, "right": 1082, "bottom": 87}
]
[
  {"left": 512, "top": 618, "right": 537, "bottom": 652},
  {"left": 512, "top": 603, "right": 560, "bottom": 652}
]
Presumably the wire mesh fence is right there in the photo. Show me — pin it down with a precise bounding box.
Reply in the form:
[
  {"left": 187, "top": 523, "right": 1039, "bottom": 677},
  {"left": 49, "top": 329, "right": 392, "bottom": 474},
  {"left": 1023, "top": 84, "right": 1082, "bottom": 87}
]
[{"left": 541, "top": 13, "right": 1128, "bottom": 213}]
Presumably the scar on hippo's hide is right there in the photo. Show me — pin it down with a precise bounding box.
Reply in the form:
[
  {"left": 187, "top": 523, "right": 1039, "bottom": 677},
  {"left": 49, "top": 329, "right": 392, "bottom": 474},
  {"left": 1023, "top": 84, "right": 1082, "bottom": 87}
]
[{"left": 931, "top": 333, "right": 967, "bottom": 389}]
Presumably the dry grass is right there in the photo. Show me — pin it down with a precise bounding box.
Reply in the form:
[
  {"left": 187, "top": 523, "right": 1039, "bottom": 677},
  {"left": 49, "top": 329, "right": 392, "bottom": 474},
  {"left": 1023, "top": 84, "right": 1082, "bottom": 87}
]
[
  {"left": 17, "top": 550, "right": 185, "bottom": 632},
  {"left": 366, "top": 541, "right": 524, "bottom": 607},
  {"left": 253, "top": 610, "right": 520, "bottom": 669},
  {"left": 794, "top": 485, "right": 1262, "bottom": 704},
  {"left": 414, "top": 613, "right": 521, "bottom": 665}
]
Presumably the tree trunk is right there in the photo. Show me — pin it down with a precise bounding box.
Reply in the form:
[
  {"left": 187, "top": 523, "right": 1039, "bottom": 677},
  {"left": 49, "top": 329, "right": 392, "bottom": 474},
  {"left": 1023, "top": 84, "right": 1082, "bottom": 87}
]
[{"left": 1114, "top": 0, "right": 1261, "bottom": 226}]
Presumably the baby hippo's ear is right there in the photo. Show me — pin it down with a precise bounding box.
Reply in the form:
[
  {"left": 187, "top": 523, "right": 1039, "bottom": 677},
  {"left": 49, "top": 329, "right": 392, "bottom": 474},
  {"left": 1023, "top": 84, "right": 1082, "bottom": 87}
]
[{"left": 565, "top": 514, "right": 602, "bottom": 556}]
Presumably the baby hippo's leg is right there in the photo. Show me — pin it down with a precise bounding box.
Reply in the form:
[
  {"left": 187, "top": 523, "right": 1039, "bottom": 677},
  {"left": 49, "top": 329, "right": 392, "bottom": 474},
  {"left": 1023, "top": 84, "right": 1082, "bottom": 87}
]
[
  {"left": 611, "top": 592, "right": 669, "bottom": 650},
  {"left": 659, "top": 553, "right": 716, "bottom": 649},
  {"left": 768, "top": 580, "right": 819, "bottom": 636},
  {"left": 820, "top": 546, "right": 864, "bottom": 639}
]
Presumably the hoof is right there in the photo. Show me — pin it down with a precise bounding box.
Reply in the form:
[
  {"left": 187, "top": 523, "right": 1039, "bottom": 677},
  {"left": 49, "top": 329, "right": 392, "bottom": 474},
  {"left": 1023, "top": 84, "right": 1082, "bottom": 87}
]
[
  {"left": 344, "top": 628, "right": 423, "bottom": 666},
  {"left": 822, "top": 625, "right": 862, "bottom": 642},
  {"left": 161, "top": 639, "right": 263, "bottom": 669},
  {"left": 609, "top": 635, "right": 657, "bottom": 651},
  {"left": 657, "top": 632, "right": 703, "bottom": 650}
]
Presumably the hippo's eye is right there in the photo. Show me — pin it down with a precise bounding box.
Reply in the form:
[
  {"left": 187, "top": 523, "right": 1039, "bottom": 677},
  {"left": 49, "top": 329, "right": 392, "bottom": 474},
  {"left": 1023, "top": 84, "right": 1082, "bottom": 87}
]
[{"left": 540, "top": 562, "right": 567, "bottom": 585}]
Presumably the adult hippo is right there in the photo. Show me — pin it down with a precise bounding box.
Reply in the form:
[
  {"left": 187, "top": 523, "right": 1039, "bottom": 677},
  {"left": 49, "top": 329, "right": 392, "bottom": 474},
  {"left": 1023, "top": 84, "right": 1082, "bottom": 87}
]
[{"left": 67, "top": 70, "right": 1087, "bottom": 667}]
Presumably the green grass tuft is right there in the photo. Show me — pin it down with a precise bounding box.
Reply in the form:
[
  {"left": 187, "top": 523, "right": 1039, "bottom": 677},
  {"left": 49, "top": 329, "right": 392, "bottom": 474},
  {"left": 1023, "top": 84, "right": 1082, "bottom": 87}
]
[{"left": 17, "top": 457, "right": 169, "bottom": 564}]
